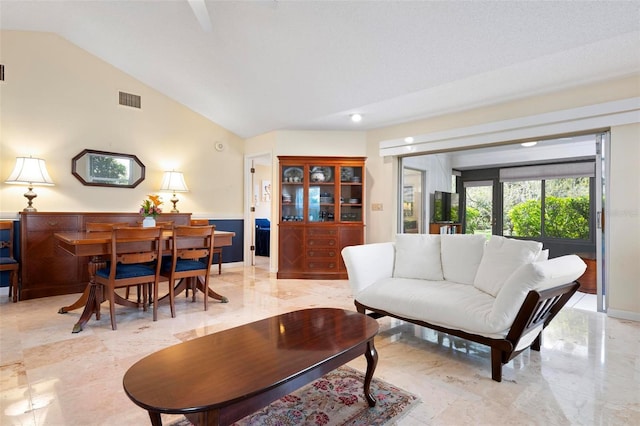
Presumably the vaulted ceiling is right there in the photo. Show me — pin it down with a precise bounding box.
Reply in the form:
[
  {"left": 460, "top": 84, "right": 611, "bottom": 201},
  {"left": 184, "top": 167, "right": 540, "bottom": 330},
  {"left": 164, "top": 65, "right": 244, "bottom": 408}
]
[{"left": 1, "top": 1, "right": 639, "bottom": 138}]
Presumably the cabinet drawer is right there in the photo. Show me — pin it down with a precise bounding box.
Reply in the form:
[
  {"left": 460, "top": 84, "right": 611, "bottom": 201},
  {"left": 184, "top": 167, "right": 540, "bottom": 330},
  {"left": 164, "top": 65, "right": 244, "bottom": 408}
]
[
  {"left": 26, "top": 215, "right": 79, "bottom": 231},
  {"left": 307, "top": 260, "right": 339, "bottom": 270},
  {"left": 306, "top": 227, "right": 338, "bottom": 237},
  {"left": 306, "top": 248, "right": 338, "bottom": 259},
  {"left": 306, "top": 238, "right": 337, "bottom": 248}
]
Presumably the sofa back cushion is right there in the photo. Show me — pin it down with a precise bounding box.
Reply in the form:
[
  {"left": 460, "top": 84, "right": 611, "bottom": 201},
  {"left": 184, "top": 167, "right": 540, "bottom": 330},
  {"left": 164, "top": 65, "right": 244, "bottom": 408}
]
[
  {"left": 473, "top": 236, "right": 543, "bottom": 297},
  {"left": 440, "top": 234, "right": 487, "bottom": 285},
  {"left": 393, "top": 234, "right": 443, "bottom": 280}
]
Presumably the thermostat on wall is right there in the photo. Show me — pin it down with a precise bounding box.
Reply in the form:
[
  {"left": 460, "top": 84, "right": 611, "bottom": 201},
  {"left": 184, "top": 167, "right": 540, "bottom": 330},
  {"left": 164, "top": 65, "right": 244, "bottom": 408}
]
[{"left": 215, "top": 142, "right": 225, "bottom": 152}]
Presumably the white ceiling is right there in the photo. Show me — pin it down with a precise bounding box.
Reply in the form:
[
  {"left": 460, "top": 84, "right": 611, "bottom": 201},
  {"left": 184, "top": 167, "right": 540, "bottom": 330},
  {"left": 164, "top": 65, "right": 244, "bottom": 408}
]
[{"left": 1, "top": 1, "right": 639, "bottom": 139}]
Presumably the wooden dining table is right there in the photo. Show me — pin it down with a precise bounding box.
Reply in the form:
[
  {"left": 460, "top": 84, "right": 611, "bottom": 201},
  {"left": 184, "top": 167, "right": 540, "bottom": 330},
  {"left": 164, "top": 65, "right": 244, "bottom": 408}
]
[{"left": 54, "top": 229, "right": 235, "bottom": 333}]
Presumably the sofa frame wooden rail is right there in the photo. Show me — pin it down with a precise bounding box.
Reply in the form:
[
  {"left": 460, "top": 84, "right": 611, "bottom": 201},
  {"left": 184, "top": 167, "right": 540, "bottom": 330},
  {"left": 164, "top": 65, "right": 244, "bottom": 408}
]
[{"left": 355, "top": 281, "right": 580, "bottom": 382}]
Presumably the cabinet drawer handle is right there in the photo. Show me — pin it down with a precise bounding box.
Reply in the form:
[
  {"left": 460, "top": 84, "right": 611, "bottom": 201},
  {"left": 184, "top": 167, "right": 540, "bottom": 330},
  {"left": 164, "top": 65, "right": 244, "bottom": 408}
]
[
  {"left": 328, "top": 240, "right": 336, "bottom": 246},
  {"left": 48, "top": 221, "right": 59, "bottom": 226}
]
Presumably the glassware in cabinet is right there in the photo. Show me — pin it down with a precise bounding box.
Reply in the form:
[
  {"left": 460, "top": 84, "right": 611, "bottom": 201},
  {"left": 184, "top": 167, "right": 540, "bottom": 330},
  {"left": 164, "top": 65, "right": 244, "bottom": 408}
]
[
  {"left": 281, "top": 165, "right": 304, "bottom": 222},
  {"left": 339, "top": 165, "right": 363, "bottom": 222},
  {"left": 308, "top": 165, "right": 335, "bottom": 223}
]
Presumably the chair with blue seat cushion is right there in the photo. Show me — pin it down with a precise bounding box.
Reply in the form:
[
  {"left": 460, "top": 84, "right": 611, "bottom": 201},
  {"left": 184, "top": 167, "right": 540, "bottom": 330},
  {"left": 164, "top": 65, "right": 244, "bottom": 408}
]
[
  {"left": 190, "top": 219, "right": 222, "bottom": 274},
  {"left": 94, "top": 226, "right": 163, "bottom": 330},
  {"left": 161, "top": 225, "right": 215, "bottom": 311},
  {"left": 0, "top": 221, "right": 19, "bottom": 303}
]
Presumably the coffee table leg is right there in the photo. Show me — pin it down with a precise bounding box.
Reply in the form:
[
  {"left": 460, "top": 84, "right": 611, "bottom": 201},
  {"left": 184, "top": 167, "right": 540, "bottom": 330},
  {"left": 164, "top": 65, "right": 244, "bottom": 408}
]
[
  {"left": 364, "top": 338, "right": 378, "bottom": 407},
  {"left": 148, "top": 411, "right": 162, "bottom": 426}
]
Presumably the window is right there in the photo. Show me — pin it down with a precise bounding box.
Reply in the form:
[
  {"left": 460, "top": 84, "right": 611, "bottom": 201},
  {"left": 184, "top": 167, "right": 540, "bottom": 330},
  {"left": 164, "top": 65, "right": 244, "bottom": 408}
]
[
  {"left": 503, "top": 180, "right": 541, "bottom": 236},
  {"left": 544, "top": 178, "right": 590, "bottom": 239},
  {"left": 501, "top": 163, "right": 593, "bottom": 240}
]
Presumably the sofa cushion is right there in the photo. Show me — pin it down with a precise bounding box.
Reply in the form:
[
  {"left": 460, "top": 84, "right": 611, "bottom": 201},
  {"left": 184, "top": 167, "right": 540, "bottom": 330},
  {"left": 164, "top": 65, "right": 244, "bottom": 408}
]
[
  {"left": 356, "top": 277, "right": 502, "bottom": 336},
  {"left": 473, "top": 236, "right": 543, "bottom": 297},
  {"left": 440, "top": 234, "right": 486, "bottom": 285},
  {"left": 393, "top": 234, "right": 443, "bottom": 281}
]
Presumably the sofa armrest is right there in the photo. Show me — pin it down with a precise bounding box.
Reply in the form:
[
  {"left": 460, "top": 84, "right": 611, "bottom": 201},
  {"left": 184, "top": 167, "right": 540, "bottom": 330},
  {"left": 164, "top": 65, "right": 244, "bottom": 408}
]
[
  {"left": 341, "top": 242, "right": 395, "bottom": 296},
  {"left": 488, "top": 254, "right": 586, "bottom": 331}
]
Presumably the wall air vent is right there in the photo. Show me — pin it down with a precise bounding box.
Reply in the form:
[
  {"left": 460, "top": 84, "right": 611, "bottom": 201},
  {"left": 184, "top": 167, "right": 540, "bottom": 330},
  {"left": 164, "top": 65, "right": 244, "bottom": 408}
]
[
  {"left": 0, "top": 64, "right": 4, "bottom": 81},
  {"left": 119, "top": 91, "right": 141, "bottom": 109}
]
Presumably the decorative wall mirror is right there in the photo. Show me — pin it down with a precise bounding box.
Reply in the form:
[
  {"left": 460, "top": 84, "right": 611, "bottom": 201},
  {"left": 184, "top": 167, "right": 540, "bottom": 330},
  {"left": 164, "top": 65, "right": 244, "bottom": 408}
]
[{"left": 72, "top": 149, "right": 145, "bottom": 188}]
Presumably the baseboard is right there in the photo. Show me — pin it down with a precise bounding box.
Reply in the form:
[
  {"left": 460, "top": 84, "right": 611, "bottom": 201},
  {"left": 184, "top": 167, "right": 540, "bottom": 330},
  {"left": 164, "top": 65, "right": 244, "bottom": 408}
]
[{"left": 607, "top": 309, "right": 640, "bottom": 322}]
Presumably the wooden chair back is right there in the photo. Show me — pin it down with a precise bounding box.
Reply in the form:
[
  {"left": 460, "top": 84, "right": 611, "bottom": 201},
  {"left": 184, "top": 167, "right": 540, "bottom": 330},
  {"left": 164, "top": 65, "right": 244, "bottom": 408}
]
[
  {"left": 163, "top": 225, "right": 215, "bottom": 310},
  {"left": 0, "top": 221, "right": 19, "bottom": 302},
  {"left": 94, "top": 226, "right": 163, "bottom": 330},
  {"left": 0, "top": 221, "right": 16, "bottom": 258},
  {"left": 189, "top": 219, "right": 222, "bottom": 274}
]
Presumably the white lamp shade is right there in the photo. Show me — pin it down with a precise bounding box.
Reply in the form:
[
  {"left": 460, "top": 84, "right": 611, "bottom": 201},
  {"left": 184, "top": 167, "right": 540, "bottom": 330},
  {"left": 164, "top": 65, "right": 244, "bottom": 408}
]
[
  {"left": 5, "top": 157, "right": 55, "bottom": 186},
  {"left": 160, "top": 171, "right": 188, "bottom": 192}
]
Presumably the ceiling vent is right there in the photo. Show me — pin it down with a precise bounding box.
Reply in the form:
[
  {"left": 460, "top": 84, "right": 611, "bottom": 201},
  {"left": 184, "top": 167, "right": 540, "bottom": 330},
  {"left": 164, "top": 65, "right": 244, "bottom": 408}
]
[
  {"left": 119, "top": 91, "right": 141, "bottom": 109},
  {"left": 0, "top": 64, "right": 4, "bottom": 81}
]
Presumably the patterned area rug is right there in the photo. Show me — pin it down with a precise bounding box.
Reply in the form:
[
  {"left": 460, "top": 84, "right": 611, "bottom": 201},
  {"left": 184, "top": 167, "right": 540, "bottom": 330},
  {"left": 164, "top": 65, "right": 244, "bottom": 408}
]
[{"left": 169, "top": 366, "right": 420, "bottom": 426}]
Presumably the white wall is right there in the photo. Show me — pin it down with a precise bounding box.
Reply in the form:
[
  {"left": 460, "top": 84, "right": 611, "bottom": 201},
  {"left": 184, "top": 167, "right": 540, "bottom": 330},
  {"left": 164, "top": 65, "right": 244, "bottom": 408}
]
[
  {"left": 0, "top": 31, "right": 245, "bottom": 219},
  {"left": 608, "top": 123, "right": 640, "bottom": 318}
]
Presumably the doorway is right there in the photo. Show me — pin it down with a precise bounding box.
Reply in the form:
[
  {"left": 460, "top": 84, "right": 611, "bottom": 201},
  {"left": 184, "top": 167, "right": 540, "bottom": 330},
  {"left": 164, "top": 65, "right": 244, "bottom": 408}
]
[
  {"left": 396, "top": 132, "right": 607, "bottom": 313},
  {"left": 244, "top": 153, "right": 272, "bottom": 271}
]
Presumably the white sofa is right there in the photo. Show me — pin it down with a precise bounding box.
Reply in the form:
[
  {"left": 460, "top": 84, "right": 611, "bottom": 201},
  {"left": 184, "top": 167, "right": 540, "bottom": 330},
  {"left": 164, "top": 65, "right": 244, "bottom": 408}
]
[{"left": 341, "top": 234, "right": 586, "bottom": 382}]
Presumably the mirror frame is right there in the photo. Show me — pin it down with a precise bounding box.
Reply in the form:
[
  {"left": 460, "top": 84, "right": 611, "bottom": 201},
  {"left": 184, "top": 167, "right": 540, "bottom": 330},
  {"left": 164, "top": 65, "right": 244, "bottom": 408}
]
[{"left": 72, "top": 149, "right": 145, "bottom": 188}]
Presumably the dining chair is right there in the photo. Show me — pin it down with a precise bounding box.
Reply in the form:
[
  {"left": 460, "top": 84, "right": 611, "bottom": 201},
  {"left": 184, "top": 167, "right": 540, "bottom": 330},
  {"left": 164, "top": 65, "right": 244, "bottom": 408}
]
[
  {"left": 94, "top": 226, "right": 163, "bottom": 330},
  {"left": 86, "top": 222, "right": 140, "bottom": 304},
  {"left": 190, "top": 219, "right": 222, "bottom": 274},
  {"left": 0, "top": 221, "right": 19, "bottom": 303},
  {"left": 161, "top": 225, "right": 215, "bottom": 311}
]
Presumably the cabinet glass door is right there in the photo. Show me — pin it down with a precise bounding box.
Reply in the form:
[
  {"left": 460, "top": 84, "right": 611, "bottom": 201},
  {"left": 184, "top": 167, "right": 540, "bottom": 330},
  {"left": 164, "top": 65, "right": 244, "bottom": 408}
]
[
  {"left": 308, "top": 164, "right": 335, "bottom": 222},
  {"left": 340, "top": 165, "right": 363, "bottom": 222},
  {"left": 281, "top": 165, "right": 304, "bottom": 222}
]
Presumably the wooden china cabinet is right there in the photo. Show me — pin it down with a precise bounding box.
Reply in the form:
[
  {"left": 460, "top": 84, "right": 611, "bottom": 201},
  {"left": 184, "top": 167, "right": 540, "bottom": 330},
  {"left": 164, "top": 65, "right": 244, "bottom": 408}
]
[{"left": 277, "top": 156, "right": 366, "bottom": 279}]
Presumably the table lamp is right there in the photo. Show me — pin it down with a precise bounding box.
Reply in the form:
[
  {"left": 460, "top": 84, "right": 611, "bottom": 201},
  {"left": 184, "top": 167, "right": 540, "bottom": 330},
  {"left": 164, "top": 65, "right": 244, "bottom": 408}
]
[
  {"left": 160, "top": 171, "right": 189, "bottom": 213},
  {"left": 5, "top": 156, "right": 55, "bottom": 212}
]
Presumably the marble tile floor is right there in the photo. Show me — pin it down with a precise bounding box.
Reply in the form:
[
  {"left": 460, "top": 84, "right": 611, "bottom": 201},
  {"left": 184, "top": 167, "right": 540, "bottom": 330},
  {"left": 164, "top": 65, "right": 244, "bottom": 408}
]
[{"left": 1, "top": 261, "right": 638, "bottom": 426}]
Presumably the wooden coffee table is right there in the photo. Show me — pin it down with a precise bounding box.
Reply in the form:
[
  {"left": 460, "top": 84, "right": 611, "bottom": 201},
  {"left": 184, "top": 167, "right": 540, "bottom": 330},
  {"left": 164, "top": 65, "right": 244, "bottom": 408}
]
[{"left": 123, "top": 308, "right": 379, "bottom": 426}]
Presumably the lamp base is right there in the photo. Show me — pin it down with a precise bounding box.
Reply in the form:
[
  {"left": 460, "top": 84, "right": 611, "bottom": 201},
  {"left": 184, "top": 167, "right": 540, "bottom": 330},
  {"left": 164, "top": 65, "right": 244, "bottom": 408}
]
[
  {"left": 23, "top": 186, "right": 38, "bottom": 212},
  {"left": 170, "top": 193, "right": 179, "bottom": 213}
]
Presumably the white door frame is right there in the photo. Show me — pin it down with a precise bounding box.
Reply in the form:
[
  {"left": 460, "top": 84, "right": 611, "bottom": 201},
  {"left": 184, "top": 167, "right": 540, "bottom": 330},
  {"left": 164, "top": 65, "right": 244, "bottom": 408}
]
[{"left": 243, "top": 152, "right": 272, "bottom": 268}]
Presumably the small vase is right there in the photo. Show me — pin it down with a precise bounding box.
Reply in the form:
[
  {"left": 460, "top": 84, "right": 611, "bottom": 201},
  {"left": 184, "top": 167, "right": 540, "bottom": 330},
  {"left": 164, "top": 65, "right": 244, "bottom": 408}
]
[{"left": 142, "top": 216, "right": 156, "bottom": 228}]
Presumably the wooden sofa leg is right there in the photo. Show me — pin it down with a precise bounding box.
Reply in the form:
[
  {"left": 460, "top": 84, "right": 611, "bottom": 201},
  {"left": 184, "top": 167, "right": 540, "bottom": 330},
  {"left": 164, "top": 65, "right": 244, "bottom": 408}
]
[
  {"left": 491, "top": 349, "right": 503, "bottom": 382},
  {"left": 531, "top": 333, "right": 542, "bottom": 351}
]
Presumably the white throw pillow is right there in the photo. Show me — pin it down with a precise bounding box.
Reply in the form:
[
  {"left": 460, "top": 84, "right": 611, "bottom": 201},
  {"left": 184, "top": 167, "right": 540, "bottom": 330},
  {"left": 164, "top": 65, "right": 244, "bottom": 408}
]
[
  {"left": 393, "top": 234, "right": 443, "bottom": 281},
  {"left": 440, "top": 234, "right": 487, "bottom": 285},
  {"left": 536, "top": 249, "right": 549, "bottom": 262},
  {"left": 473, "top": 236, "right": 542, "bottom": 297}
]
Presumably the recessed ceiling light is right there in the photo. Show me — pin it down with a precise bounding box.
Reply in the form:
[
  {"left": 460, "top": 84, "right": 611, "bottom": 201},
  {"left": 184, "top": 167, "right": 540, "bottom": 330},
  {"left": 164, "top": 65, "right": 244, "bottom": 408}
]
[
  {"left": 350, "top": 113, "right": 362, "bottom": 123},
  {"left": 404, "top": 137, "right": 414, "bottom": 143},
  {"left": 521, "top": 141, "right": 537, "bottom": 147}
]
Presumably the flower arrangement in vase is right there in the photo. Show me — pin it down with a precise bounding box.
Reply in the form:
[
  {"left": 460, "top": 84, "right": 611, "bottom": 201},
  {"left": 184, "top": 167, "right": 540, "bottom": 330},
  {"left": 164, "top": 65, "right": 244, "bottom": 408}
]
[{"left": 140, "top": 195, "right": 163, "bottom": 227}]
